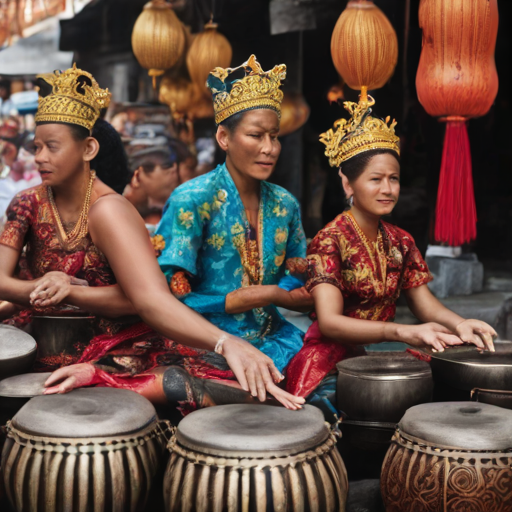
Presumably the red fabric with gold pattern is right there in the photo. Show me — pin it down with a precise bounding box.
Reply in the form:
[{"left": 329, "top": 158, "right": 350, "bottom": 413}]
[{"left": 286, "top": 211, "right": 433, "bottom": 397}]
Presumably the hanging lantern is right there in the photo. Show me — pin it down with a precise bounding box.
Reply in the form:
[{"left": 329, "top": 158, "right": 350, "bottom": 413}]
[
  {"left": 331, "top": 0, "right": 398, "bottom": 99},
  {"left": 186, "top": 20, "right": 232, "bottom": 97},
  {"left": 188, "top": 94, "right": 215, "bottom": 120},
  {"left": 132, "top": 0, "right": 186, "bottom": 88},
  {"left": 279, "top": 93, "right": 310, "bottom": 137},
  {"left": 416, "top": 0, "right": 499, "bottom": 246},
  {"left": 159, "top": 75, "right": 202, "bottom": 116}
]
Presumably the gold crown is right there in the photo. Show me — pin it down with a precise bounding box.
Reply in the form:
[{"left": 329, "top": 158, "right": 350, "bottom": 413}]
[
  {"left": 320, "top": 95, "right": 400, "bottom": 167},
  {"left": 35, "top": 64, "right": 111, "bottom": 131},
  {"left": 207, "top": 54, "right": 286, "bottom": 125}
]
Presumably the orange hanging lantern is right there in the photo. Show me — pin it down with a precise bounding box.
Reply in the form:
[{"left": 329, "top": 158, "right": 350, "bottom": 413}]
[
  {"left": 132, "top": 0, "right": 186, "bottom": 88},
  {"left": 331, "top": 0, "right": 398, "bottom": 99},
  {"left": 186, "top": 21, "right": 232, "bottom": 97},
  {"left": 416, "top": 0, "right": 499, "bottom": 246},
  {"left": 279, "top": 93, "right": 310, "bottom": 137}
]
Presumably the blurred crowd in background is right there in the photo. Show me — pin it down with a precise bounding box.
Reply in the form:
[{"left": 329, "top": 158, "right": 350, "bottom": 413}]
[{"left": 0, "top": 77, "right": 217, "bottom": 235}]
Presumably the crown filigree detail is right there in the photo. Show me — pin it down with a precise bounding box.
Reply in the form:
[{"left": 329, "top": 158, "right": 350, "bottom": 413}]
[
  {"left": 207, "top": 54, "right": 286, "bottom": 125},
  {"left": 35, "top": 64, "right": 111, "bottom": 131},
  {"left": 320, "top": 96, "right": 400, "bottom": 167}
]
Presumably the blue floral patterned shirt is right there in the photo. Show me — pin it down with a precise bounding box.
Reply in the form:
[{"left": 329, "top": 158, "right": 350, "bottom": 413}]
[{"left": 156, "top": 163, "right": 307, "bottom": 372}]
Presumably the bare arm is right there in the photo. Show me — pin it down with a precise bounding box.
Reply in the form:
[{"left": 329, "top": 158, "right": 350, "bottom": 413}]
[
  {"left": 0, "top": 244, "right": 38, "bottom": 306},
  {"left": 30, "top": 273, "right": 137, "bottom": 318},
  {"left": 225, "top": 285, "right": 313, "bottom": 314},
  {"left": 405, "top": 284, "right": 495, "bottom": 351},
  {"left": 312, "top": 283, "right": 465, "bottom": 352},
  {"left": 86, "top": 195, "right": 304, "bottom": 408}
]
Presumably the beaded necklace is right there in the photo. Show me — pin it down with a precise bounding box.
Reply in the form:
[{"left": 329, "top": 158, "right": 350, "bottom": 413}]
[
  {"left": 346, "top": 210, "right": 387, "bottom": 287},
  {"left": 48, "top": 170, "right": 96, "bottom": 251}
]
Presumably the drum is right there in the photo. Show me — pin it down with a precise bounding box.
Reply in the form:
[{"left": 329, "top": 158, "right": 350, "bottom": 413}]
[
  {"left": 164, "top": 404, "right": 348, "bottom": 512},
  {"left": 381, "top": 402, "right": 512, "bottom": 512},
  {"left": 471, "top": 387, "right": 512, "bottom": 409},
  {"left": 0, "top": 373, "right": 50, "bottom": 428},
  {"left": 336, "top": 353, "right": 433, "bottom": 423},
  {"left": 2, "top": 387, "right": 171, "bottom": 512},
  {"left": 30, "top": 315, "right": 95, "bottom": 370},
  {"left": 0, "top": 325, "right": 37, "bottom": 379}
]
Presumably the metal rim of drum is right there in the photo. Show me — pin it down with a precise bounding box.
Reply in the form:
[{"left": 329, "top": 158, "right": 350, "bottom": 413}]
[
  {"left": 164, "top": 430, "right": 347, "bottom": 512},
  {"left": 336, "top": 356, "right": 431, "bottom": 381}
]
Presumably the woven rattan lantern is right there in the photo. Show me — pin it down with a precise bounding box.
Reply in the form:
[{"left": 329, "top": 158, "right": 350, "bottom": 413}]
[
  {"left": 331, "top": 0, "right": 398, "bottom": 100},
  {"left": 416, "top": 0, "right": 499, "bottom": 246},
  {"left": 186, "top": 21, "right": 232, "bottom": 97},
  {"left": 159, "top": 75, "right": 202, "bottom": 116},
  {"left": 132, "top": 0, "right": 186, "bottom": 88}
]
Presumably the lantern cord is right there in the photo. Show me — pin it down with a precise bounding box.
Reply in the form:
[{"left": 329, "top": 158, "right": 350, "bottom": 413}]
[{"left": 434, "top": 121, "right": 477, "bottom": 246}]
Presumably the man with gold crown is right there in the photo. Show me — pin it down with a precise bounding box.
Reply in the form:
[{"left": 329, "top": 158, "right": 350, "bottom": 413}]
[
  {"left": 0, "top": 64, "right": 305, "bottom": 412},
  {"left": 285, "top": 94, "right": 497, "bottom": 416}
]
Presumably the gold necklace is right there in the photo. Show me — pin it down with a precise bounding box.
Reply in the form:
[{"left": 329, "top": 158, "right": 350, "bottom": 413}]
[
  {"left": 346, "top": 211, "right": 387, "bottom": 286},
  {"left": 48, "top": 170, "right": 96, "bottom": 251}
]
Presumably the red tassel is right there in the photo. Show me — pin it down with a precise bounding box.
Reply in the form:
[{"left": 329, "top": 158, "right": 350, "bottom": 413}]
[{"left": 434, "top": 120, "right": 477, "bottom": 246}]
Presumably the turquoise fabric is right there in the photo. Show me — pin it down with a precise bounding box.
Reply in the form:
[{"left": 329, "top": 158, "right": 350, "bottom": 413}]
[{"left": 156, "top": 163, "right": 307, "bottom": 372}]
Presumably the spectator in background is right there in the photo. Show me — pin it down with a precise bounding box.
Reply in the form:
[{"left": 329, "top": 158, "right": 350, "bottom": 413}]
[
  {"left": 124, "top": 139, "right": 199, "bottom": 229},
  {"left": 1, "top": 119, "right": 41, "bottom": 227},
  {"left": 0, "top": 80, "right": 15, "bottom": 117}
]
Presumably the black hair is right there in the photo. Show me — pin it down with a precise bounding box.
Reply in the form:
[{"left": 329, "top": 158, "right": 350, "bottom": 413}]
[
  {"left": 340, "top": 148, "right": 400, "bottom": 182},
  {"left": 68, "top": 124, "right": 90, "bottom": 141},
  {"left": 218, "top": 111, "right": 245, "bottom": 132},
  {"left": 90, "top": 119, "right": 129, "bottom": 194}
]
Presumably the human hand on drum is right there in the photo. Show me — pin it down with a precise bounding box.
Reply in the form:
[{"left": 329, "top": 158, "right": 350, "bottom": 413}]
[
  {"left": 43, "top": 363, "right": 98, "bottom": 394},
  {"left": 29, "top": 271, "right": 89, "bottom": 308},
  {"left": 397, "top": 322, "right": 465, "bottom": 352},
  {"left": 455, "top": 319, "right": 496, "bottom": 352},
  {"left": 221, "top": 336, "right": 306, "bottom": 410}
]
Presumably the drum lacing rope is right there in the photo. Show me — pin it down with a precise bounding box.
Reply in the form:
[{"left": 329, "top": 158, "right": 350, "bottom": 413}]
[
  {"left": 5, "top": 419, "right": 173, "bottom": 455},
  {"left": 392, "top": 428, "right": 512, "bottom": 456},
  {"left": 167, "top": 432, "right": 339, "bottom": 470}
]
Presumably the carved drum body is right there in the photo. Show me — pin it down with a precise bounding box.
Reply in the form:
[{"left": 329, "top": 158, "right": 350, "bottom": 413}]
[
  {"left": 381, "top": 402, "right": 512, "bottom": 512},
  {"left": 1, "top": 388, "right": 170, "bottom": 512},
  {"left": 164, "top": 404, "right": 348, "bottom": 512}
]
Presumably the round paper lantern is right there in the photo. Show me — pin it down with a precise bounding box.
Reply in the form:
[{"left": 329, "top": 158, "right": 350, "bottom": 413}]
[
  {"left": 331, "top": 0, "right": 398, "bottom": 98},
  {"left": 132, "top": 0, "right": 186, "bottom": 88},
  {"left": 279, "top": 93, "right": 310, "bottom": 137},
  {"left": 159, "top": 75, "right": 201, "bottom": 116},
  {"left": 186, "top": 21, "right": 232, "bottom": 97},
  {"left": 416, "top": 0, "right": 499, "bottom": 246}
]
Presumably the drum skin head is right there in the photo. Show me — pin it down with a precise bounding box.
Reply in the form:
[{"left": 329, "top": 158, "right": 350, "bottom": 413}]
[
  {"left": 176, "top": 404, "right": 329, "bottom": 456},
  {"left": 399, "top": 402, "right": 512, "bottom": 451},
  {"left": 12, "top": 388, "right": 157, "bottom": 437},
  {"left": 0, "top": 325, "right": 37, "bottom": 360},
  {"left": 0, "top": 372, "right": 51, "bottom": 397}
]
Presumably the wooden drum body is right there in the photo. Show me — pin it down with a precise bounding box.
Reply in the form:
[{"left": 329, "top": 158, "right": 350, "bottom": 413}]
[
  {"left": 381, "top": 402, "right": 512, "bottom": 512},
  {"left": 2, "top": 388, "right": 171, "bottom": 512},
  {"left": 164, "top": 404, "right": 348, "bottom": 512}
]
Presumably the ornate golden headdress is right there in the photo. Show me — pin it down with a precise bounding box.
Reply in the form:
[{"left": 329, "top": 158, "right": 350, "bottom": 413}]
[
  {"left": 207, "top": 54, "right": 286, "bottom": 125},
  {"left": 35, "top": 64, "right": 111, "bottom": 131},
  {"left": 320, "top": 95, "right": 400, "bottom": 167}
]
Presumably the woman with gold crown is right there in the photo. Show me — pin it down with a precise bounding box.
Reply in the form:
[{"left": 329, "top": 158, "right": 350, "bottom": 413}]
[
  {"left": 285, "top": 94, "right": 497, "bottom": 417},
  {"left": 0, "top": 64, "right": 304, "bottom": 411}
]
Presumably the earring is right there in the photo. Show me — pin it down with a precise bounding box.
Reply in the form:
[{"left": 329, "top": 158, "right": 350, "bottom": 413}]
[{"left": 348, "top": 196, "right": 354, "bottom": 207}]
